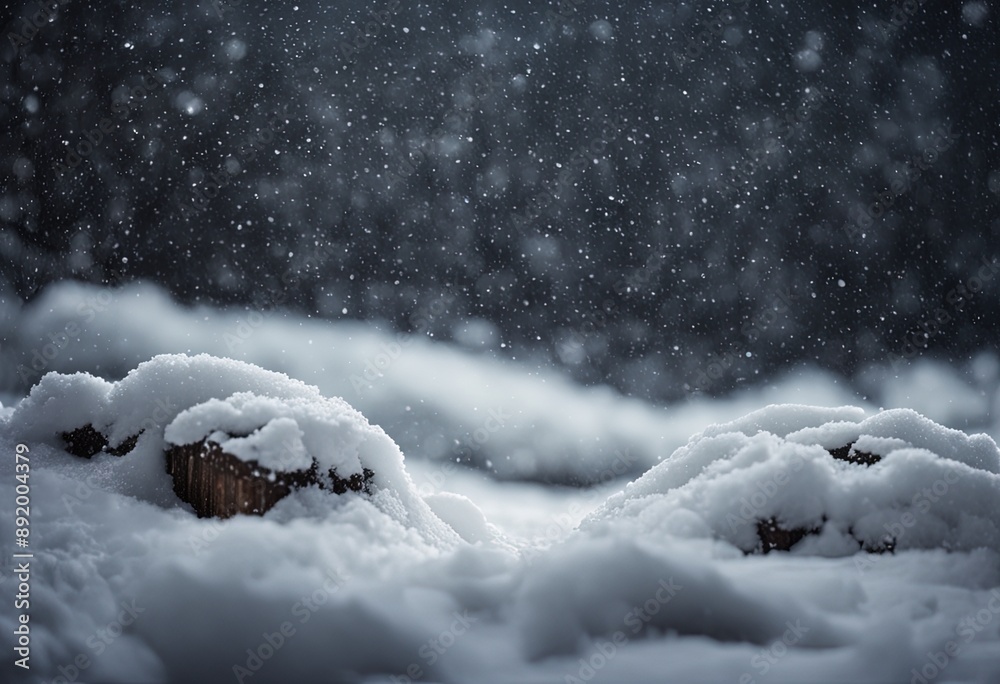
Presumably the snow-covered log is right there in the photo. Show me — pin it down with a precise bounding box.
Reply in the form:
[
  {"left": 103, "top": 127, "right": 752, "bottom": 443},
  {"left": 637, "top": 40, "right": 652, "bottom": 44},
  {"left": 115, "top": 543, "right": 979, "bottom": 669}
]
[
  {"left": 6, "top": 354, "right": 448, "bottom": 538},
  {"left": 586, "top": 404, "right": 1000, "bottom": 556}
]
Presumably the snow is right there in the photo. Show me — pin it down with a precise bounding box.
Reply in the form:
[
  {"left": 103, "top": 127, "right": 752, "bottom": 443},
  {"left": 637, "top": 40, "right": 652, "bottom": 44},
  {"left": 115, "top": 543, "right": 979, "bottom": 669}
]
[
  {"left": 5, "top": 353, "right": 461, "bottom": 549},
  {"left": 6, "top": 2, "right": 999, "bottom": 680},
  {"left": 423, "top": 492, "right": 501, "bottom": 547},
  {"left": 1, "top": 284, "right": 999, "bottom": 683},
  {"left": 169, "top": 392, "right": 363, "bottom": 475},
  {"left": 202, "top": 417, "right": 311, "bottom": 473},
  {"left": 4, "top": 371, "right": 115, "bottom": 442},
  {"left": 4, "top": 280, "right": 881, "bottom": 484},
  {"left": 865, "top": 360, "right": 995, "bottom": 429},
  {"left": 586, "top": 405, "right": 1000, "bottom": 555}
]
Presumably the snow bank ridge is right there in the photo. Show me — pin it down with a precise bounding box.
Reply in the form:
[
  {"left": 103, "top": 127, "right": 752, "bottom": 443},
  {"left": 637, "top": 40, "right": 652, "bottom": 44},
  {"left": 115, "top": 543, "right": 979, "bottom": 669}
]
[{"left": 587, "top": 404, "right": 1000, "bottom": 556}]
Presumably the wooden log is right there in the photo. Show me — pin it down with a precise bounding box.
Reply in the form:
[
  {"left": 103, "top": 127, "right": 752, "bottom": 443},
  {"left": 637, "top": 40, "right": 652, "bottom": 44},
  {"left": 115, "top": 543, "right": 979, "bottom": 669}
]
[
  {"left": 164, "top": 440, "right": 294, "bottom": 518},
  {"left": 58, "top": 423, "right": 374, "bottom": 518},
  {"left": 164, "top": 438, "right": 373, "bottom": 519}
]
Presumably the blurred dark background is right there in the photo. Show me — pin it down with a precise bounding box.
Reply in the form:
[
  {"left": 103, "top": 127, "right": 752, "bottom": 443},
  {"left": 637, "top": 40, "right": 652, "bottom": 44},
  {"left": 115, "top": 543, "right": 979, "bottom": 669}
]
[{"left": 2, "top": 0, "right": 998, "bottom": 402}]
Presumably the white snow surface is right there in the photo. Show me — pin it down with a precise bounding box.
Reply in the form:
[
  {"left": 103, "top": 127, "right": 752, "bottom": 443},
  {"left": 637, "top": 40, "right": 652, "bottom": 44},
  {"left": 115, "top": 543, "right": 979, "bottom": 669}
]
[
  {"left": 167, "top": 391, "right": 370, "bottom": 476},
  {"left": 4, "top": 354, "right": 461, "bottom": 549},
  {"left": 587, "top": 404, "right": 1000, "bottom": 555},
  {"left": 1, "top": 280, "right": 895, "bottom": 483},
  {"left": 0, "top": 282, "right": 999, "bottom": 683}
]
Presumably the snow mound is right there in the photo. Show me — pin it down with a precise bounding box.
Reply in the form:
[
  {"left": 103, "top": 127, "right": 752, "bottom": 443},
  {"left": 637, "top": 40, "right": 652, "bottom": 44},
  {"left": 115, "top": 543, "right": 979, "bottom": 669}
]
[
  {"left": 168, "top": 392, "right": 369, "bottom": 475},
  {"left": 3, "top": 353, "right": 460, "bottom": 546},
  {"left": 586, "top": 404, "right": 1000, "bottom": 555},
  {"left": 424, "top": 492, "right": 496, "bottom": 546},
  {"left": 2, "top": 395, "right": 999, "bottom": 681}
]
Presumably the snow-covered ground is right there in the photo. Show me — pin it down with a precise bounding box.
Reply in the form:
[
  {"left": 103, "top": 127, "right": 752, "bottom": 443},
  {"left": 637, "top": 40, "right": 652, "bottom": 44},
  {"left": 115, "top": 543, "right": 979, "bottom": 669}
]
[
  {"left": 5, "top": 280, "right": 999, "bottom": 484},
  {"left": 1, "top": 282, "right": 999, "bottom": 683}
]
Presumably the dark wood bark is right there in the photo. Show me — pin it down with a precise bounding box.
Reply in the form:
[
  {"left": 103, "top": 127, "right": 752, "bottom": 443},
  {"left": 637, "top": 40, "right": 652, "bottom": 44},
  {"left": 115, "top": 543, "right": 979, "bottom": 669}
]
[{"left": 165, "top": 439, "right": 374, "bottom": 518}]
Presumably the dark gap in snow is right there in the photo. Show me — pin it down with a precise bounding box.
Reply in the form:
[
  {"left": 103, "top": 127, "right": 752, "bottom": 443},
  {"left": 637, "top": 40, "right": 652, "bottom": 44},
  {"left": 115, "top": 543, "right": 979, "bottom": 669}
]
[
  {"left": 827, "top": 443, "right": 881, "bottom": 466},
  {"left": 755, "top": 516, "right": 824, "bottom": 554},
  {"left": 59, "top": 425, "right": 107, "bottom": 459},
  {"left": 60, "top": 424, "right": 138, "bottom": 458}
]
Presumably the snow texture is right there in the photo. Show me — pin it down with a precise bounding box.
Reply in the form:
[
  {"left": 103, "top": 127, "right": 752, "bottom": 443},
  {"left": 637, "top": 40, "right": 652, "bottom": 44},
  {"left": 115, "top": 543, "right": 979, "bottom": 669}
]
[
  {"left": 4, "top": 353, "right": 461, "bottom": 548},
  {"left": 1, "top": 289, "right": 999, "bottom": 683},
  {"left": 3, "top": 372, "right": 1000, "bottom": 682},
  {"left": 588, "top": 404, "right": 1000, "bottom": 555},
  {"left": 4, "top": 280, "right": 885, "bottom": 483}
]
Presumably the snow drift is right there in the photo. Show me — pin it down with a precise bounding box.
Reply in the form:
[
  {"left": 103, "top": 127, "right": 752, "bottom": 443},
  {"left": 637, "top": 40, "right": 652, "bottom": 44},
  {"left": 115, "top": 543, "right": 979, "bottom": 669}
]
[
  {"left": 586, "top": 404, "right": 1000, "bottom": 555},
  {"left": 5, "top": 353, "right": 460, "bottom": 546},
  {"left": 2, "top": 279, "right": 889, "bottom": 486},
  {"left": 1, "top": 360, "right": 998, "bottom": 683}
]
